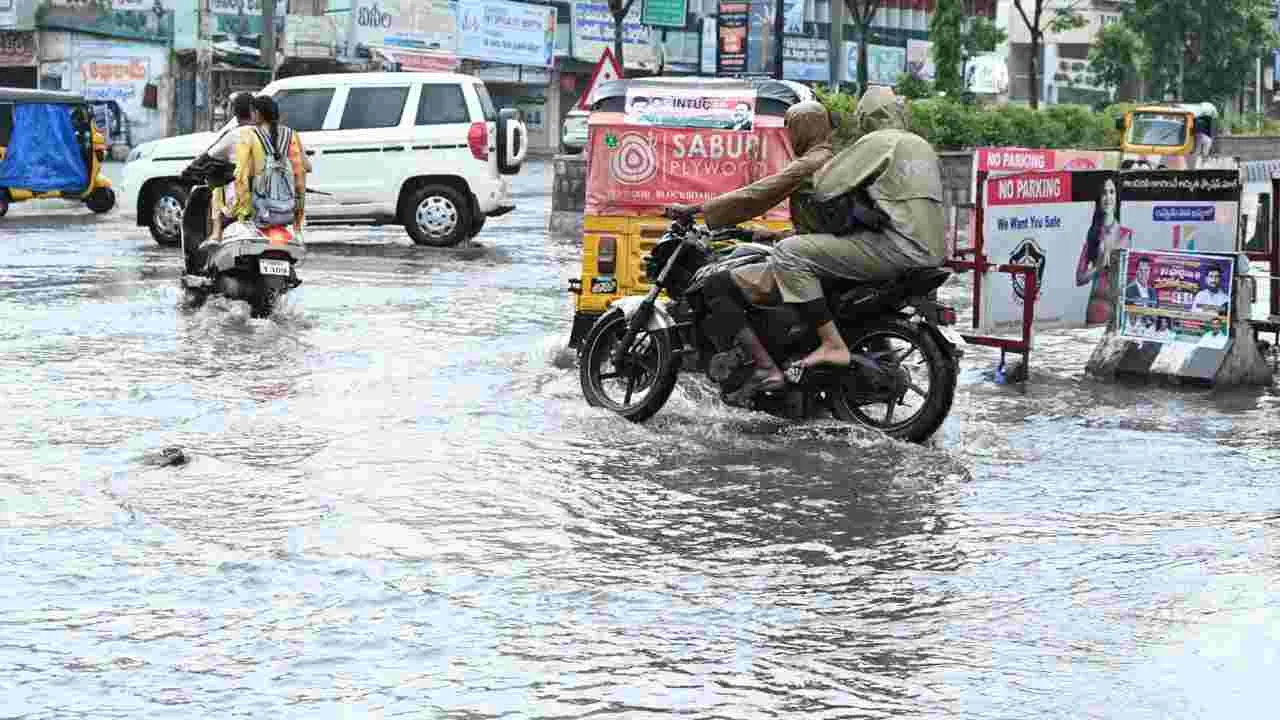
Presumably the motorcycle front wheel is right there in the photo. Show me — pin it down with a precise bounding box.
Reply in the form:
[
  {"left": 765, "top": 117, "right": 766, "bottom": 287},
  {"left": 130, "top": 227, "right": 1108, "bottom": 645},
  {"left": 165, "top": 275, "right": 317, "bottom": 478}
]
[
  {"left": 579, "top": 308, "right": 680, "bottom": 422},
  {"left": 828, "top": 316, "right": 957, "bottom": 443}
]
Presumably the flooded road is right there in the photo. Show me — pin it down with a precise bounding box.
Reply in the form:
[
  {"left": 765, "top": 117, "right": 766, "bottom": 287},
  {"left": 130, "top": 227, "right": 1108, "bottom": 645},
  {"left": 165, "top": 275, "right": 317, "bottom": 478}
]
[{"left": 2, "top": 161, "right": 1279, "bottom": 718}]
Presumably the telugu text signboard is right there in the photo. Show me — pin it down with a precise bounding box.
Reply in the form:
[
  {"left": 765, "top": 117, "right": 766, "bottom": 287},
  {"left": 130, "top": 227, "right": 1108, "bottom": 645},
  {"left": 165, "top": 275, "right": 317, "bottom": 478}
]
[
  {"left": 1117, "top": 250, "right": 1233, "bottom": 349},
  {"left": 457, "top": 0, "right": 556, "bottom": 68}
]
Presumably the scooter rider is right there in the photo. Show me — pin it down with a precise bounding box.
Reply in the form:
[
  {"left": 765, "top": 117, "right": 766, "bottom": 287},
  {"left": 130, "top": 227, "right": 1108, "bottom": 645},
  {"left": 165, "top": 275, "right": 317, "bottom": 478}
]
[{"left": 667, "top": 86, "right": 946, "bottom": 392}]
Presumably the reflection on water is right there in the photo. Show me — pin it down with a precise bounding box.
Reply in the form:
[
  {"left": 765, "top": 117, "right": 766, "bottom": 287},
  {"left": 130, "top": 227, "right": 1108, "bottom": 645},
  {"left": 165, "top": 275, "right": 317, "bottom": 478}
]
[{"left": 1, "top": 162, "right": 1279, "bottom": 717}]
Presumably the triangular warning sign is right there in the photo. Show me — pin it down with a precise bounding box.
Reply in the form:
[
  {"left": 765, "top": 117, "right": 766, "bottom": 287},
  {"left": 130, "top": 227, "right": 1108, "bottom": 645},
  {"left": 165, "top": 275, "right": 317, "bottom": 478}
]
[{"left": 576, "top": 47, "right": 624, "bottom": 111}]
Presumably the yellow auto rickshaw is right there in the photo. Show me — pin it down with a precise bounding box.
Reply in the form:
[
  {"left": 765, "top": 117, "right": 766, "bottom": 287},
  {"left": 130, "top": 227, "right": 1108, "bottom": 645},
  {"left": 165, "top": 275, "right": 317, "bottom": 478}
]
[
  {"left": 566, "top": 76, "right": 814, "bottom": 347},
  {"left": 0, "top": 88, "right": 115, "bottom": 218}
]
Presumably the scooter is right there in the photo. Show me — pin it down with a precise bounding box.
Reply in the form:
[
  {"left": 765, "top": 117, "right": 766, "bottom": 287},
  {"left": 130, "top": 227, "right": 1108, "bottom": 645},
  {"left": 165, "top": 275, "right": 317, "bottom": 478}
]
[{"left": 178, "top": 184, "right": 304, "bottom": 318}]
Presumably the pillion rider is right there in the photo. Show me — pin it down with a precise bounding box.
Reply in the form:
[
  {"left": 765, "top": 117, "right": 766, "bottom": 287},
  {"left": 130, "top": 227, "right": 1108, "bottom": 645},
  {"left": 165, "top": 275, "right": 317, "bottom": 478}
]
[{"left": 665, "top": 86, "right": 947, "bottom": 393}]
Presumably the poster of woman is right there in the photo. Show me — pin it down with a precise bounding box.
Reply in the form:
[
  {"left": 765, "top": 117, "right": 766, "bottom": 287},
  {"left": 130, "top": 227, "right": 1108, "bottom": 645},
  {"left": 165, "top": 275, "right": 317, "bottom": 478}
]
[{"left": 1075, "top": 175, "right": 1134, "bottom": 326}]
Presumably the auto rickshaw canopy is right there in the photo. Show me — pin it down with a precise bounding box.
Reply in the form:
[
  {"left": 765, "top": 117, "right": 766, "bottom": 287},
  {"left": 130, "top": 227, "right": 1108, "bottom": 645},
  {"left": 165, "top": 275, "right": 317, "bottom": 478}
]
[{"left": 0, "top": 88, "right": 93, "bottom": 193}]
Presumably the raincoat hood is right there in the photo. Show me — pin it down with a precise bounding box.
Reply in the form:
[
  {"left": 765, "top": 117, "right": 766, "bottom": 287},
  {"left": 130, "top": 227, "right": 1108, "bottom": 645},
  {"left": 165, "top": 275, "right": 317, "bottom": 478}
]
[
  {"left": 785, "top": 101, "right": 833, "bottom": 156},
  {"left": 854, "top": 86, "right": 907, "bottom": 134}
]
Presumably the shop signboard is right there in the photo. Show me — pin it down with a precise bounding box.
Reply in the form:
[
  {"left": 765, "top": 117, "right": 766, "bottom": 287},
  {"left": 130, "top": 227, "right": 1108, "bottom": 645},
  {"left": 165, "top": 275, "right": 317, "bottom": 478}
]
[
  {"left": 842, "top": 42, "right": 905, "bottom": 85},
  {"left": 0, "top": 29, "right": 35, "bottom": 66},
  {"left": 349, "top": 0, "right": 456, "bottom": 54},
  {"left": 72, "top": 37, "right": 169, "bottom": 145},
  {"left": 979, "top": 169, "right": 1241, "bottom": 329},
  {"left": 783, "top": 36, "right": 828, "bottom": 82},
  {"left": 39, "top": 0, "right": 174, "bottom": 43},
  {"left": 285, "top": 15, "right": 337, "bottom": 60},
  {"left": 1116, "top": 250, "right": 1234, "bottom": 349},
  {"left": 571, "top": 0, "right": 656, "bottom": 70},
  {"left": 457, "top": 0, "right": 556, "bottom": 68},
  {"left": 716, "top": 0, "right": 747, "bottom": 75},
  {"left": 642, "top": 0, "right": 687, "bottom": 28}
]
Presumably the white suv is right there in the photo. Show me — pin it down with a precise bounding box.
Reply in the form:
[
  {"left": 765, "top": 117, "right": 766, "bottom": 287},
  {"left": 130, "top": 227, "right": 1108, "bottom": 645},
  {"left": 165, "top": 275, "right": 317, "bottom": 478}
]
[{"left": 120, "top": 72, "right": 527, "bottom": 247}]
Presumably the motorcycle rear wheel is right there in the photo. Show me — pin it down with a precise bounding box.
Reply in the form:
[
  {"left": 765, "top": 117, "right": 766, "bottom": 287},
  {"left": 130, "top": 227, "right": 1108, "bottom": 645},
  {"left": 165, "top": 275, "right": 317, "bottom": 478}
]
[
  {"left": 579, "top": 308, "right": 679, "bottom": 422},
  {"left": 828, "top": 316, "right": 957, "bottom": 443}
]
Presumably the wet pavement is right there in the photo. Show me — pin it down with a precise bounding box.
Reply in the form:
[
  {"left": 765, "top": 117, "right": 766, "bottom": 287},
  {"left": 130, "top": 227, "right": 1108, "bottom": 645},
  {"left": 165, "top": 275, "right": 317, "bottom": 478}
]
[{"left": 2, "top": 160, "right": 1279, "bottom": 718}]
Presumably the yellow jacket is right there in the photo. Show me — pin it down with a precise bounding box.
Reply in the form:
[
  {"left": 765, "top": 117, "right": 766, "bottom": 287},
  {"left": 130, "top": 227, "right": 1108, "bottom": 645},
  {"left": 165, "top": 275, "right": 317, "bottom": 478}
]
[{"left": 233, "top": 125, "right": 307, "bottom": 232}]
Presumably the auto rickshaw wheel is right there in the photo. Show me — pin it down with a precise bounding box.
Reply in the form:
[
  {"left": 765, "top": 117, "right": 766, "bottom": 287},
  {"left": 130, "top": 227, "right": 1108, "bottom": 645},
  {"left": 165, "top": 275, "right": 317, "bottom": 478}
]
[
  {"left": 85, "top": 186, "right": 115, "bottom": 214},
  {"left": 0, "top": 190, "right": 8, "bottom": 218},
  {"left": 148, "top": 181, "right": 188, "bottom": 247}
]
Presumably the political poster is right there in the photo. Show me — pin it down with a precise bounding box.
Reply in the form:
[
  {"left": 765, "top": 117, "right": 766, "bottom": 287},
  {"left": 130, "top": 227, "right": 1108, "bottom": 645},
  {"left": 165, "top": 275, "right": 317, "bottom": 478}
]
[
  {"left": 584, "top": 124, "right": 792, "bottom": 220},
  {"left": 624, "top": 88, "right": 755, "bottom": 131},
  {"left": 980, "top": 170, "right": 1118, "bottom": 327},
  {"left": 1115, "top": 170, "right": 1241, "bottom": 254},
  {"left": 1116, "top": 250, "right": 1233, "bottom": 349}
]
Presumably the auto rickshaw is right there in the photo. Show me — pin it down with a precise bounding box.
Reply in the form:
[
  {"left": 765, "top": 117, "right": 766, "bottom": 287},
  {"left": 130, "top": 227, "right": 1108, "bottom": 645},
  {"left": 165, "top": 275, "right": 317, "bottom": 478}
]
[
  {"left": 566, "top": 76, "right": 815, "bottom": 348},
  {"left": 0, "top": 88, "right": 115, "bottom": 218},
  {"left": 1116, "top": 101, "right": 1228, "bottom": 170}
]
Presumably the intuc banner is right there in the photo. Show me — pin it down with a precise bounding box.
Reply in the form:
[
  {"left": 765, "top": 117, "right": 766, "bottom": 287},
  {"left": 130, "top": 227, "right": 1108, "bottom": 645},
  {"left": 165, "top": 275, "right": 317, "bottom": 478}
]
[{"left": 584, "top": 123, "right": 794, "bottom": 219}]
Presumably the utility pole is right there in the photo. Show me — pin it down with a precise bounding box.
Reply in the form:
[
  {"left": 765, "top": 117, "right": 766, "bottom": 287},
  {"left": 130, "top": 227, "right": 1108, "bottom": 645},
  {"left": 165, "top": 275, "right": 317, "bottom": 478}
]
[
  {"left": 262, "top": 0, "right": 277, "bottom": 81},
  {"left": 829, "top": 0, "right": 844, "bottom": 92},
  {"left": 773, "top": 0, "right": 785, "bottom": 80}
]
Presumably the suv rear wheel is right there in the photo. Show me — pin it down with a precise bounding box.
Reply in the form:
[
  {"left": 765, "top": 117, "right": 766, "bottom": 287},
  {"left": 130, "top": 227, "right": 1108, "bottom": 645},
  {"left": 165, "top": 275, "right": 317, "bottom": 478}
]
[
  {"left": 147, "top": 182, "right": 188, "bottom": 247},
  {"left": 405, "top": 184, "right": 472, "bottom": 247}
]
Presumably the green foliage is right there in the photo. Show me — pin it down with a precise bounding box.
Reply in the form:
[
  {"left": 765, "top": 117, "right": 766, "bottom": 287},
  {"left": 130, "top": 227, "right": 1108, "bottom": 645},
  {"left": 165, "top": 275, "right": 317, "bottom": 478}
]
[
  {"left": 816, "top": 89, "right": 1121, "bottom": 151},
  {"left": 1087, "top": 22, "right": 1147, "bottom": 98},
  {"left": 813, "top": 85, "right": 863, "bottom": 150},
  {"left": 929, "top": 0, "right": 965, "bottom": 96},
  {"left": 963, "top": 17, "right": 1006, "bottom": 56},
  {"left": 895, "top": 73, "right": 934, "bottom": 101},
  {"left": 1129, "top": 0, "right": 1276, "bottom": 104}
]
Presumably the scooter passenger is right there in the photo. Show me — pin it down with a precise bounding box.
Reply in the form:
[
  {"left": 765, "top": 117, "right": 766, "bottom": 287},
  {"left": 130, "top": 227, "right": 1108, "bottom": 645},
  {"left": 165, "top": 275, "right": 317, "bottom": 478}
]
[{"left": 666, "top": 86, "right": 947, "bottom": 392}]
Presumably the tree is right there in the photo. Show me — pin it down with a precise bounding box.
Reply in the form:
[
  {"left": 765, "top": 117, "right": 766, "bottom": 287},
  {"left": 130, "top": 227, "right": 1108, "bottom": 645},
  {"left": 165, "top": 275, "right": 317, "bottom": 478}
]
[
  {"left": 1088, "top": 22, "right": 1147, "bottom": 101},
  {"left": 1010, "top": 0, "right": 1087, "bottom": 109},
  {"left": 844, "top": 0, "right": 886, "bottom": 94},
  {"left": 963, "top": 16, "right": 1006, "bottom": 57},
  {"left": 929, "top": 0, "right": 965, "bottom": 96},
  {"left": 608, "top": 0, "right": 637, "bottom": 75},
  {"left": 1128, "top": 0, "right": 1275, "bottom": 104}
]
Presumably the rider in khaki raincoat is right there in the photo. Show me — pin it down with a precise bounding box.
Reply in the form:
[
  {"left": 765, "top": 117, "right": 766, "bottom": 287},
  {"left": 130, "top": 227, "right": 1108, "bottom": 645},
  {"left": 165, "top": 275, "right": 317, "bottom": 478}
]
[{"left": 672, "top": 86, "right": 946, "bottom": 392}]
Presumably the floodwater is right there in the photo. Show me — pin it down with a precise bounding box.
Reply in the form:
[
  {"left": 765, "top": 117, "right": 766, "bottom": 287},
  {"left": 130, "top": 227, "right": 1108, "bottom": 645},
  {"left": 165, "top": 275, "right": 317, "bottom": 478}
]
[{"left": 2, "top": 161, "right": 1278, "bottom": 718}]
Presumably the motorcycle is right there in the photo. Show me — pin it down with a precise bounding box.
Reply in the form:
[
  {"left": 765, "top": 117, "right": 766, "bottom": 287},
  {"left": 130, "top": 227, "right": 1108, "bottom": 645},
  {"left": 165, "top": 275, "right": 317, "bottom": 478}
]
[
  {"left": 577, "top": 215, "right": 966, "bottom": 443},
  {"left": 177, "top": 183, "right": 303, "bottom": 319}
]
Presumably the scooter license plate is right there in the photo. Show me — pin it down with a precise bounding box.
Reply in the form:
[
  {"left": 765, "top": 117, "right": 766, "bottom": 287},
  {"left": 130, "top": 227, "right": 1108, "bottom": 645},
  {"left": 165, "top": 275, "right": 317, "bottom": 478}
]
[{"left": 259, "top": 259, "right": 291, "bottom": 277}]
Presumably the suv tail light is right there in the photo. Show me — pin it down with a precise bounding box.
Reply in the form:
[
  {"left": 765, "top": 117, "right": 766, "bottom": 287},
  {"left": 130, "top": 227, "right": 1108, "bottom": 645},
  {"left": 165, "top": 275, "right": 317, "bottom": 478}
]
[
  {"left": 468, "top": 122, "right": 489, "bottom": 161},
  {"left": 597, "top": 236, "right": 617, "bottom": 275}
]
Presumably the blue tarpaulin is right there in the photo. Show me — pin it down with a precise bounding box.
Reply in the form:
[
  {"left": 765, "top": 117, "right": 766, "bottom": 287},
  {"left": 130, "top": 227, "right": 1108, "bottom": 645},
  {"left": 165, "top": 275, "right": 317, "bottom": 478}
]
[{"left": 0, "top": 103, "right": 89, "bottom": 193}]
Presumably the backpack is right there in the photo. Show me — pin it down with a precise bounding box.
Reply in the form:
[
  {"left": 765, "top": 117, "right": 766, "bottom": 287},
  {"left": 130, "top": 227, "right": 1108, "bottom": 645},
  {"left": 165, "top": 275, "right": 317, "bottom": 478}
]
[{"left": 250, "top": 126, "right": 297, "bottom": 226}]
